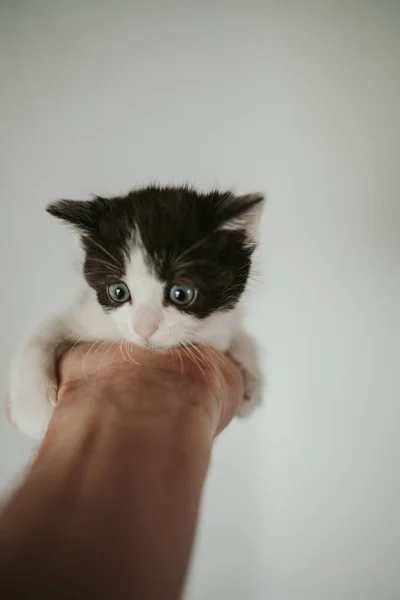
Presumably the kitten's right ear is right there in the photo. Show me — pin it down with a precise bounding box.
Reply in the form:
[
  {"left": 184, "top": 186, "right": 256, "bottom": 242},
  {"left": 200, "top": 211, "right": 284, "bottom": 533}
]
[
  {"left": 218, "top": 192, "right": 265, "bottom": 242},
  {"left": 46, "top": 199, "right": 98, "bottom": 232}
]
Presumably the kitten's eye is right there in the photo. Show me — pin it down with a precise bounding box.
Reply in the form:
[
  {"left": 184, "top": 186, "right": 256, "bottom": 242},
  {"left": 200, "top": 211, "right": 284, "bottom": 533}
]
[
  {"left": 168, "top": 284, "right": 196, "bottom": 307},
  {"left": 107, "top": 282, "right": 131, "bottom": 304}
]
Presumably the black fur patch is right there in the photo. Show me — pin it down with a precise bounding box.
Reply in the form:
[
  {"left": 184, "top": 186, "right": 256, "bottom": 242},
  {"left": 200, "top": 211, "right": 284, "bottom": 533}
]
[{"left": 47, "top": 185, "right": 263, "bottom": 318}]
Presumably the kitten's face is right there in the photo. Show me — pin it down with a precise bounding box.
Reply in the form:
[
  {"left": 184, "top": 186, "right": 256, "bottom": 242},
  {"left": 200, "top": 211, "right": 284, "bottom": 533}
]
[{"left": 48, "top": 186, "right": 264, "bottom": 349}]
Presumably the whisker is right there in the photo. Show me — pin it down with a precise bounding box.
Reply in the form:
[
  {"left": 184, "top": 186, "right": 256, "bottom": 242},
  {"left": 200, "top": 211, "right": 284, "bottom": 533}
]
[
  {"left": 118, "top": 340, "right": 127, "bottom": 364},
  {"left": 181, "top": 344, "right": 204, "bottom": 377},
  {"left": 82, "top": 268, "right": 119, "bottom": 277},
  {"left": 120, "top": 340, "right": 130, "bottom": 364},
  {"left": 90, "top": 339, "right": 113, "bottom": 376},
  {"left": 64, "top": 327, "right": 104, "bottom": 357},
  {"left": 84, "top": 257, "right": 122, "bottom": 273},
  {"left": 173, "top": 347, "right": 184, "bottom": 376},
  {"left": 121, "top": 340, "right": 141, "bottom": 367},
  {"left": 172, "top": 235, "right": 213, "bottom": 267},
  {"left": 189, "top": 342, "right": 228, "bottom": 396},
  {"left": 81, "top": 340, "right": 103, "bottom": 381},
  {"left": 110, "top": 341, "right": 123, "bottom": 365},
  {"left": 97, "top": 341, "right": 117, "bottom": 372},
  {"left": 124, "top": 341, "right": 141, "bottom": 367},
  {"left": 181, "top": 342, "right": 209, "bottom": 379},
  {"left": 185, "top": 340, "right": 214, "bottom": 371},
  {"left": 85, "top": 238, "right": 121, "bottom": 269},
  {"left": 189, "top": 335, "right": 236, "bottom": 379}
]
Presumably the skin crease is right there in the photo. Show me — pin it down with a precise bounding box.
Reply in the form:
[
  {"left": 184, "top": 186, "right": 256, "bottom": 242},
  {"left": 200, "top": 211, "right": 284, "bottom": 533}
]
[{"left": 0, "top": 343, "right": 244, "bottom": 600}]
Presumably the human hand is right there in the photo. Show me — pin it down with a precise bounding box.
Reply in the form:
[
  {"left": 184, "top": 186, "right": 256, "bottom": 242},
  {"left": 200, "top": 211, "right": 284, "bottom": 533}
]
[
  {"left": 56, "top": 342, "right": 244, "bottom": 437},
  {"left": 1, "top": 344, "right": 244, "bottom": 600}
]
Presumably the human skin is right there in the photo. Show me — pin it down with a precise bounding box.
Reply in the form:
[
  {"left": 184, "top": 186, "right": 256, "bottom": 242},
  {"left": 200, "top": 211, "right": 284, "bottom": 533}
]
[{"left": 0, "top": 343, "right": 244, "bottom": 599}]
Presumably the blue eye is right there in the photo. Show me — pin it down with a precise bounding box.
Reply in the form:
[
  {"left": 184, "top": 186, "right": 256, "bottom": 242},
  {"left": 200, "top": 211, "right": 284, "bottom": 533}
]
[
  {"left": 107, "top": 282, "right": 131, "bottom": 304},
  {"left": 168, "top": 284, "right": 196, "bottom": 307}
]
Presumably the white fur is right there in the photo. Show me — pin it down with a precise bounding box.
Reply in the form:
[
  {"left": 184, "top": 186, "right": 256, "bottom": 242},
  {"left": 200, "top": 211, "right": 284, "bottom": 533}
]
[
  {"left": 9, "top": 244, "right": 262, "bottom": 439},
  {"left": 220, "top": 194, "right": 264, "bottom": 243}
]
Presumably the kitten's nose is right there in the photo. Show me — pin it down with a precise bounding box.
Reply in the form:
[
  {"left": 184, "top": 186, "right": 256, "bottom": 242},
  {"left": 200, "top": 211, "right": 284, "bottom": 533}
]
[
  {"left": 134, "top": 321, "right": 159, "bottom": 341},
  {"left": 134, "top": 307, "right": 162, "bottom": 341}
]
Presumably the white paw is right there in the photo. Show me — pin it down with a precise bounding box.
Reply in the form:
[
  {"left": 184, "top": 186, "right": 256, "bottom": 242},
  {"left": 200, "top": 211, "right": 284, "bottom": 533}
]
[
  {"left": 228, "top": 329, "right": 263, "bottom": 418},
  {"left": 9, "top": 345, "right": 57, "bottom": 440}
]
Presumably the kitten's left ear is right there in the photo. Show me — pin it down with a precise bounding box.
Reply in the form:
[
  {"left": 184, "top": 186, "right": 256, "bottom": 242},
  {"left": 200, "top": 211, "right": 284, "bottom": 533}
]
[
  {"left": 219, "top": 193, "right": 265, "bottom": 241},
  {"left": 46, "top": 199, "right": 100, "bottom": 232}
]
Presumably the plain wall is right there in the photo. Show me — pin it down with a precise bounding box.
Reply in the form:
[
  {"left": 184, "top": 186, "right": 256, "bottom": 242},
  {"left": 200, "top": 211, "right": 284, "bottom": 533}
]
[{"left": 0, "top": 2, "right": 399, "bottom": 599}]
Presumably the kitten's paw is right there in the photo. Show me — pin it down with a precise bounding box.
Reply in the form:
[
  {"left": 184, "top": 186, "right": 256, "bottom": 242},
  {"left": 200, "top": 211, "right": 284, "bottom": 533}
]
[
  {"left": 9, "top": 346, "right": 57, "bottom": 439},
  {"left": 228, "top": 329, "right": 263, "bottom": 418}
]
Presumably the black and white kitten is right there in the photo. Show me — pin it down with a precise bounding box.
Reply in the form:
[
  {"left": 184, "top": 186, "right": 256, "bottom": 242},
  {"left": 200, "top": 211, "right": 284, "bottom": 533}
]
[{"left": 9, "top": 186, "right": 264, "bottom": 439}]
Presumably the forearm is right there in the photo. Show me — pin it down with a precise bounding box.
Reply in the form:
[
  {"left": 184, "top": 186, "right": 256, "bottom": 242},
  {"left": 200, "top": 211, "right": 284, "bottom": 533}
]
[{"left": 0, "top": 364, "right": 215, "bottom": 599}]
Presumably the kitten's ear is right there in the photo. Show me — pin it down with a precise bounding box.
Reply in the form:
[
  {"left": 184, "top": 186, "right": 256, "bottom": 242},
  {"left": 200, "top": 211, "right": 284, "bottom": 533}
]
[
  {"left": 46, "top": 199, "right": 99, "bottom": 232},
  {"left": 219, "top": 193, "right": 265, "bottom": 241}
]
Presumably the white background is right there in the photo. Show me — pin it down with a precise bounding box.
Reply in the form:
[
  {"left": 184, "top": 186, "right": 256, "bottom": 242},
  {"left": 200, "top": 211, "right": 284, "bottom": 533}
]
[{"left": 0, "top": 2, "right": 399, "bottom": 599}]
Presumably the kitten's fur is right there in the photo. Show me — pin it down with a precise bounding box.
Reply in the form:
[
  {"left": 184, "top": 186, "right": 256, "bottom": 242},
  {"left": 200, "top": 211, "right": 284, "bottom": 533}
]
[{"left": 9, "top": 186, "right": 264, "bottom": 439}]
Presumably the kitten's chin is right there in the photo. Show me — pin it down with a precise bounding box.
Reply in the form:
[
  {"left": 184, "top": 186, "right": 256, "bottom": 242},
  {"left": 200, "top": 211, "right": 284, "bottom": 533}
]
[
  {"left": 122, "top": 334, "right": 181, "bottom": 352},
  {"left": 143, "top": 338, "right": 183, "bottom": 352},
  {"left": 145, "top": 343, "right": 175, "bottom": 352}
]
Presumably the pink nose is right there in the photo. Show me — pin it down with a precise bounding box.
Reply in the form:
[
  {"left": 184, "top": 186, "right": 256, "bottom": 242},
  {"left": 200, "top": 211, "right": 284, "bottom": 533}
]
[{"left": 134, "top": 322, "right": 159, "bottom": 341}]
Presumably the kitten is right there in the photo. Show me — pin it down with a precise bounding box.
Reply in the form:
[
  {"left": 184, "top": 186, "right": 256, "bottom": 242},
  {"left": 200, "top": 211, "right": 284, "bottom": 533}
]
[{"left": 9, "top": 185, "right": 264, "bottom": 439}]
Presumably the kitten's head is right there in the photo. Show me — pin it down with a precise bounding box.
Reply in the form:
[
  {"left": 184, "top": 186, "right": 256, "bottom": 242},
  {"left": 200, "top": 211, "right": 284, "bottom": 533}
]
[{"left": 47, "top": 186, "right": 264, "bottom": 349}]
